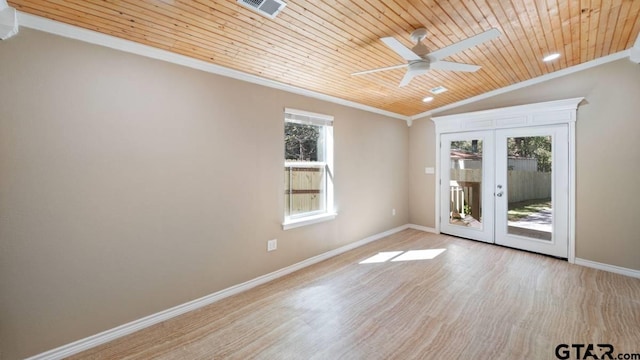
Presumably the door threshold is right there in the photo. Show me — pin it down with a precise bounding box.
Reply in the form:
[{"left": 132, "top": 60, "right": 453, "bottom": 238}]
[{"left": 441, "top": 232, "right": 568, "bottom": 261}]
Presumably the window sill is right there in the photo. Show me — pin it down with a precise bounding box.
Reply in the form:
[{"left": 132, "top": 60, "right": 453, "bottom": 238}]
[{"left": 282, "top": 212, "right": 337, "bottom": 230}]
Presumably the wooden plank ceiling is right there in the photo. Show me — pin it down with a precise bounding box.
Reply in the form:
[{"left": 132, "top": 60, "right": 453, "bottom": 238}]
[{"left": 9, "top": 0, "right": 640, "bottom": 117}]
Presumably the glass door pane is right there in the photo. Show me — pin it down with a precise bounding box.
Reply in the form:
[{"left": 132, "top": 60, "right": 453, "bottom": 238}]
[
  {"left": 494, "top": 125, "right": 568, "bottom": 258},
  {"left": 506, "top": 136, "right": 553, "bottom": 241},
  {"left": 440, "top": 131, "right": 494, "bottom": 244},
  {"left": 449, "top": 140, "right": 484, "bottom": 229}
]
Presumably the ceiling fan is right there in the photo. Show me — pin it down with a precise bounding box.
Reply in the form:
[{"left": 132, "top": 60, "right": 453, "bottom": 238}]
[{"left": 353, "top": 28, "right": 501, "bottom": 87}]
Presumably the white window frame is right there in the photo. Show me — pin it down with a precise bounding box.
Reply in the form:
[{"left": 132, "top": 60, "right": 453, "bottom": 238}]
[{"left": 283, "top": 108, "right": 336, "bottom": 230}]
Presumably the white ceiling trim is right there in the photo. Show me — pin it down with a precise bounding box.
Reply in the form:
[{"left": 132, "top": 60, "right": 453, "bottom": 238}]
[
  {"left": 12, "top": 12, "right": 638, "bottom": 125},
  {"left": 629, "top": 32, "right": 640, "bottom": 63},
  {"left": 16, "top": 12, "right": 410, "bottom": 122},
  {"left": 411, "top": 50, "right": 631, "bottom": 120}
]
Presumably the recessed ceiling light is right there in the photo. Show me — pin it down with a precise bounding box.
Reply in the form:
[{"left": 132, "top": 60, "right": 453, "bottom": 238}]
[
  {"left": 422, "top": 96, "right": 434, "bottom": 102},
  {"left": 543, "top": 53, "right": 561, "bottom": 62}
]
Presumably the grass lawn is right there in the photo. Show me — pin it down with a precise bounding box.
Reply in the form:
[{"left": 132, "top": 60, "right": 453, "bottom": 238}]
[{"left": 507, "top": 198, "right": 552, "bottom": 221}]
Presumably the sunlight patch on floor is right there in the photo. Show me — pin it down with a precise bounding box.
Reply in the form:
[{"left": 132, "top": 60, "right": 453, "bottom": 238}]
[
  {"left": 359, "top": 249, "right": 446, "bottom": 264},
  {"left": 391, "top": 249, "right": 446, "bottom": 262},
  {"left": 359, "top": 251, "right": 403, "bottom": 264}
]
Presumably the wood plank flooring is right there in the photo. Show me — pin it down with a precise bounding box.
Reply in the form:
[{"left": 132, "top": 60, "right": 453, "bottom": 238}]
[{"left": 69, "top": 229, "right": 640, "bottom": 359}]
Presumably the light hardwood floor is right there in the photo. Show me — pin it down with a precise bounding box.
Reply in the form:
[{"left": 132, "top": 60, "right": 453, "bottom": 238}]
[{"left": 69, "top": 229, "right": 640, "bottom": 359}]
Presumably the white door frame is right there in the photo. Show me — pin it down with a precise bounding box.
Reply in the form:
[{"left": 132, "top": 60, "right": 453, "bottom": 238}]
[{"left": 432, "top": 97, "right": 583, "bottom": 263}]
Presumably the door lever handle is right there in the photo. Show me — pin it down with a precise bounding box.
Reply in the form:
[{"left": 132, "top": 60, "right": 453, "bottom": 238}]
[{"left": 496, "top": 191, "right": 503, "bottom": 197}]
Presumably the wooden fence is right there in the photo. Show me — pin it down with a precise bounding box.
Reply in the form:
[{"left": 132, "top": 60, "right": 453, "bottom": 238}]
[
  {"left": 285, "top": 167, "right": 551, "bottom": 217},
  {"left": 449, "top": 169, "right": 551, "bottom": 218},
  {"left": 450, "top": 182, "right": 480, "bottom": 219},
  {"left": 284, "top": 166, "right": 324, "bottom": 216},
  {"left": 507, "top": 170, "right": 551, "bottom": 202}
]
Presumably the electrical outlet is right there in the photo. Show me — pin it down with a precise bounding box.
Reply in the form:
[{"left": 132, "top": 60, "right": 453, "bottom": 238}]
[
  {"left": 267, "top": 239, "right": 277, "bottom": 252},
  {"left": 392, "top": 208, "right": 396, "bottom": 216}
]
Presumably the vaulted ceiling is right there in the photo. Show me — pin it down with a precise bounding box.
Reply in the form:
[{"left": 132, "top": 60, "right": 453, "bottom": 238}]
[{"left": 9, "top": 0, "right": 640, "bottom": 117}]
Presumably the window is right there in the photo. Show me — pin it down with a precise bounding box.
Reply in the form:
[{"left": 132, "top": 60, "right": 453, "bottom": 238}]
[{"left": 283, "top": 108, "right": 335, "bottom": 229}]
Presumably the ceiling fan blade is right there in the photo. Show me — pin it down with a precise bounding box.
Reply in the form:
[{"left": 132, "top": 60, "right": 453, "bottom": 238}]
[
  {"left": 430, "top": 60, "right": 481, "bottom": 72},
  {"left": 380, "top": 37, "right": 422, "bottom": 61},
  {"left": 427, "top": 28, "right": 501, "bottom": 61},
  {"left": 351, "top": 63, "right": 407, "bottom": 76},
  {"left": 399, "top": 71, "right": 417, "bottom": 87}
]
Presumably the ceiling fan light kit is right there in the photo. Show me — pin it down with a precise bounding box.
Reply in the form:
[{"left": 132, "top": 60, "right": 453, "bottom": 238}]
[{"left": 353, "top": 28, "right": 501, "bottom": 87}]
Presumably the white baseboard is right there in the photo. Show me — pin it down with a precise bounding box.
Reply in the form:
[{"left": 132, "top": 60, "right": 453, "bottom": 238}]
[
  {"left": 407, "top": 224, "right": 438, "bottom": 234},
  {"left": 574, "top": 258, "right": 640, "bottom": 279},
  {"left": 26, "top": 224, "right": 411, "bottom": 360},
  {"left": 407, "top": 227, "right": 640, "bottom": 280}
]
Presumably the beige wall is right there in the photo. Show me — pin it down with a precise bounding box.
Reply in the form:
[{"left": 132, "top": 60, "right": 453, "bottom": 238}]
[
  {"left": 408, "top": 119, "right": 437, "bottom": 228},
  {"left": 0, "top": 29, "right": 409, "bottom": 359},
  {"left": 2, "top": 26, "right": 639, "bottom": 360},
  {"left": 409, "top": 59, "right": 640, "bottom": 271}
]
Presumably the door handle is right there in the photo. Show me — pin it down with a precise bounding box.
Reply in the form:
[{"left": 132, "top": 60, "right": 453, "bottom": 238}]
[{"left": 496, "top": 191, "right": 503, "bottom": 197}]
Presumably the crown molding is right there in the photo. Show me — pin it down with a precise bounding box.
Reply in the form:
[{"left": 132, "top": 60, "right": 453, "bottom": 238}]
[
  {"left": 16, "top": 12, "right": 410, "bottom": 122},
  {"left": 411, "top": 50, "right": 631, "bottom": 121},
  {"left": 13, "top": 12, "right": 638, "bottom": 126},
  {"left": 431, "top": 97, "right": 583, "bottom": 135},
  {"left": 629, "top": 33, "right": 640, "bottom": 64}
]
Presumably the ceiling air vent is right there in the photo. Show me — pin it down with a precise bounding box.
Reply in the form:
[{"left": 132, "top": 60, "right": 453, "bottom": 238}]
[
  {"left": 237, "top": 0, "right": 286, "bottom": 19},
  {"left": 430, "top": 86, "right": 448, "bottom": 95}
]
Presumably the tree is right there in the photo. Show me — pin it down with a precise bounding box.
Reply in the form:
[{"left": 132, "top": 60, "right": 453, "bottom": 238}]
[
  {"left": 451, "top": 140, "right": 483, "bottom": 154},
  {"left": 451, "top": 137, "right": 552, "bottom": 172},
  {"left": 285, "top": 123, "right": 320, "bottom": 161},
  {"left": 507, "top": 136, "right": 552, "bottom": 172}
]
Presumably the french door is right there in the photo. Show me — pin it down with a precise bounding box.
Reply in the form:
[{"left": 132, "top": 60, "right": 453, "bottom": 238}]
[{"left": 440, "top": 125, "right": 569, "bottom": 258}]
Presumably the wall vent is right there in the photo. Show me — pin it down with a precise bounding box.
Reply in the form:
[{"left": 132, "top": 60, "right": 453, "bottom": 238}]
[{"left": 237, "top": 0, "right": 286, "bottom": 19}]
